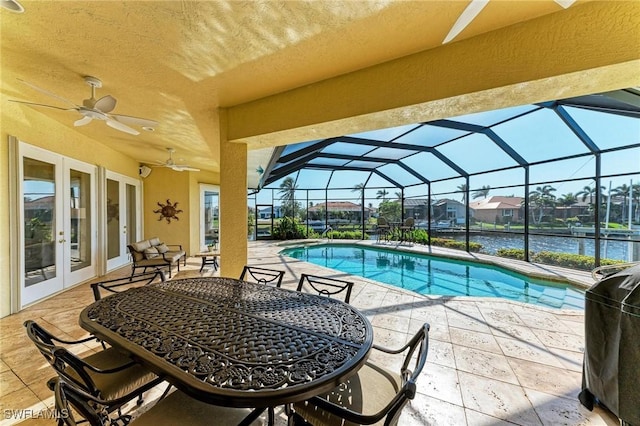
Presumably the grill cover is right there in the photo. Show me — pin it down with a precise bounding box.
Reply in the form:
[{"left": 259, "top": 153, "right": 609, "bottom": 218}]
[{"left": 580, "top": 264, "right": 640, "bottom": 425}]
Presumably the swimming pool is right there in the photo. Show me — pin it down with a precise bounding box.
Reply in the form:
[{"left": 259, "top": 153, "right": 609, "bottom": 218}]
[{"left": 281, "top": 244, "right": 585, "bottom": 310}]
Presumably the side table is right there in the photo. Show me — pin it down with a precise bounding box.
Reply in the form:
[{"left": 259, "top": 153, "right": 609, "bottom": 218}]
[{"left": 194, "top": 251, "right": 220, "bottom": 273}]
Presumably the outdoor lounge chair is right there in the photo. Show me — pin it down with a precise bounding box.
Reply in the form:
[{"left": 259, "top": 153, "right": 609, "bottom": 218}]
[{"left": 288, "top": 323, "right": 430, "bottom": 426}]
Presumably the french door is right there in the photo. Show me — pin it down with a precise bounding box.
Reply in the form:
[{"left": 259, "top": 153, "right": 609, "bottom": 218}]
[
  {"left": 19, "top": 143, "right": 97, "bottom": 307},
  {"left": 105, "top": 171, "right": 142, "bottom": 271}
]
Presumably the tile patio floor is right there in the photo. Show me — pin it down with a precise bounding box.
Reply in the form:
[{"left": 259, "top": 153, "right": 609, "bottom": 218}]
[{"left": 0, "top": 240, "right": 620, "bottom": 425}]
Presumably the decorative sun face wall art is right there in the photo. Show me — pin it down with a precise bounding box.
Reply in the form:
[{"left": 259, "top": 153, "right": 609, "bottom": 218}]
[{"left": 153, "top": 199, "right": 183, "bottom": 224}]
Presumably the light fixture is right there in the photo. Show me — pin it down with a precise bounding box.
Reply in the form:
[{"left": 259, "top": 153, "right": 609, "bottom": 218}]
[
  {"left": 142, "top": 126, "right": 155, "bottom": 132},
  {"left": 1, "top": 0, "right": 24, "bottom": 13}
]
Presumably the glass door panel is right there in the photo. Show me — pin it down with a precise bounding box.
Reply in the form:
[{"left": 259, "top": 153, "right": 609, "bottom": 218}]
[
  {"left": 23, "top": 157, "right": 59, "bottom": 288},
  {"left": 200, "top": 184, "right": 220, "bottom": 250},
  {"left": 126, "top": 183, "right": 137, "bottom": 246},
  {"left": 106, "top": 178, "right": 121, "bottom": 261},
  {"left": 69, "top": 169, "right": 92, "bottom": 272},
  {"left": 106, "top": 173, "right": 141, "bottom": 271},
  {"left": 64, "top": 159, "right": 96, "bottom": 284}
]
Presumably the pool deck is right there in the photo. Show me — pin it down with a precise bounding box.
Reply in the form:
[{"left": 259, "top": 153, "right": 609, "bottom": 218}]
[{"left": 0, "top": 240, "right": 619, "bottom": 425}]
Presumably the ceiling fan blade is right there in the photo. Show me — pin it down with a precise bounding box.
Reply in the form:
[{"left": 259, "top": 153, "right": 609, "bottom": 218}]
[
  {"left": 17, "top": 78, "right": 79, "bottom": 108},
  {"left": 554, "top": 0, "right": 576, "bottom": 8},
  {"left": 111, "top": 114, "right": 158, "bottom": 128},
  {"left": 94, "top": 95, "right": 117, "bottom": 113},
  {"left": 74, "top": 116, "right": 93, "bottom": 127},
  {"left": 174, "top": 165, "right": 200, "bottom": 172},
  {"left": 106, "top": 118, "right": 140, "bottom": 135},
  {"left": 443, "top": 0, "right": 490, "bottom": 44},
  {"left": 8, "top": 99, "right": 76, "bottom": 111}
]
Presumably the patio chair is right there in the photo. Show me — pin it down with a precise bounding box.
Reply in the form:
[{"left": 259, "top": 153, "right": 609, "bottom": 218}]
[
  {"left": 399, "top": 217, "right": 415, "bottom": 243},
  {"left": 288, "top": 323, "right": 430, "bottom": 426},
  {"left": 376, "top": 217, "right": 391, "bottom": 242},
  {"left": 54, "top": 377, "right": 260, "bottom": 426},
  {"left": 91, "top": 270, "right": 166, "bottom": 301},
  {"left": 24, "top": 320, "right": 164, "bottom": 425},
  {"left": 240, "top": 265, "right": 285, "bottom": 287},
  {"left": 296, "top": 273, "right": 354, "bottom": 303}
]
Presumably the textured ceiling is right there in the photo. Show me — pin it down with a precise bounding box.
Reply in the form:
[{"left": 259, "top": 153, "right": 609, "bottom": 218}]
[{"left": 1, "top": 0, "right": 586, "bottom": 183}]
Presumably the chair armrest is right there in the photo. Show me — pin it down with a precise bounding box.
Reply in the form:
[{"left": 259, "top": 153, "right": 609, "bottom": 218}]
[{"left": 164, "top": 244, "right": 183, "bottom": 250}]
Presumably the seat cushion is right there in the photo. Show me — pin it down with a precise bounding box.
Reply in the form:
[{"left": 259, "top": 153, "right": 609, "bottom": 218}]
[
  {"left": 144, "top": 247, "right": 160, "bottom": 259},
  {"left": 293, "top": 361, "right": 402, "bottom": 426},
  {"left": 67, "top": 347, "right": 160, "bottom": 401},
  {"left": 164, "top": 251, "right": 185, "bottom": 262},
  {"left": 131, "top": 240, "right": 151, "bottom": 253},
  {"left": 155, "top": 243, "right": 169, "bottom": 254},
  {"left": 136, "top": 258, "right": 169, "bottom": 267},
  {"left": 131, "top": 390, "right": 257, "bottom": 426}
]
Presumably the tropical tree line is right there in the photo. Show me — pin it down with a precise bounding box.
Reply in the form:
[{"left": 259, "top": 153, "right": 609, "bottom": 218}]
[{"left": 277, "top": 177, "right": 640, "bottom": 227}]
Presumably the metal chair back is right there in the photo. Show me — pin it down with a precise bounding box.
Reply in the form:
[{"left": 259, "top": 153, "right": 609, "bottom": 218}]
[
  {"left": 239, "top": 265, "right": 285, "bottom": 287},
  {"left": 296, "top": 274, "right": 354, "bottom": 303},
  {"left": 91, "top": 270, "right": 165, "bottom": 301}
]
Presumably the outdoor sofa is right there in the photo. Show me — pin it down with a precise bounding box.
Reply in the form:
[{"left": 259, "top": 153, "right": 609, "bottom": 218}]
[{"left": 127, "top": 237, "right": 186, "bottom": 277}]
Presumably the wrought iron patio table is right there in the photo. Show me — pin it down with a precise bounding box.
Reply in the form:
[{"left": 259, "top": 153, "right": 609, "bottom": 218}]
[{"left": 79, "top": 277, "right": 373, "bottom": 424}]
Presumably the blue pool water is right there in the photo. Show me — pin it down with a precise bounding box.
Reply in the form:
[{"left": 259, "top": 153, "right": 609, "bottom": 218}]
[{"left": 281, "top": 244, "right": 585, "bottom": 310}]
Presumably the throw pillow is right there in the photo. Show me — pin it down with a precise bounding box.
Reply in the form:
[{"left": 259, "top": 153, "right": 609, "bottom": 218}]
[
  {"left": 144, "top": 247, "right": 160, "bottom": 259},
  {"left": 156, "top": 243, "right": 169, "bottom": 254}
]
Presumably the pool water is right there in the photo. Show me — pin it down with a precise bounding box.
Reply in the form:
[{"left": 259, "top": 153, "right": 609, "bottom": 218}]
[{"left": 281, "top": 244, "right": 585, "bottom": 310}]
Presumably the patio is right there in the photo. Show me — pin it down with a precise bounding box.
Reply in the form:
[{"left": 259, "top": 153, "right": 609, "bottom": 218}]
[{"left": 0, "top": 240, "right": 619, "bottom": 426}]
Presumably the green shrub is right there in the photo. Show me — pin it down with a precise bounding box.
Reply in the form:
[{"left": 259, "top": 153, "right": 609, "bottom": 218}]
[
  {"left": 273, "top": 217, "right": 315, "bottom": 240},
  {"left": 531, "top": 251, "right": 626, "bottom": 271},
  {"left": 430, "top": 237, "right": 482, "bottom": 253},
  {"left": 328, "top": 230, "right": 369, "bottom": 240},
  {"left": 496, "top": 248, "right": 530, "bottom": 260}
]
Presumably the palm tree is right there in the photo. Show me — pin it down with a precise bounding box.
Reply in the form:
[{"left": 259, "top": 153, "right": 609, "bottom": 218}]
[
  {"left": 529, "top": 185, "right": 556, "bottom": 224},
  {"left": 557, "top": 193, "right": 577, "bottom": 220},
  {"left": 278, "top": 177, "right": 298, "bottom": 218},
  {"left": 577, "top": 184, "right": 606, "bottom": 220},
  {"left": 394, "top": 191, "right": 402, "bottom": 200},
  {"left": 457, "top": 184, "right": 468, "bottom": 204},
  {"left": 351, "top": 183, "right": 365, "bottom": 200},
  {"left": 472, "top": 185, "right": 490, "bottom": 200},
  {"left": 376, "top": 189, "right": 389, "bottom": 201}
]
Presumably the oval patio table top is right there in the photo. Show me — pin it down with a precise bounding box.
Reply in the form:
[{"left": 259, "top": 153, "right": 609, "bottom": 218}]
[{"left": 80, "top": 277, "right": 373, "bottom": 407}]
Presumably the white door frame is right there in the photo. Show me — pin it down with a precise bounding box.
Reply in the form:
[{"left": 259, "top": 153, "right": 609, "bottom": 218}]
[
  {"left": 15, "top": 141, "right": 97, "bottom": 309},
  {"left": 105, "top": 171, "right": 142, "bottom": 272}
]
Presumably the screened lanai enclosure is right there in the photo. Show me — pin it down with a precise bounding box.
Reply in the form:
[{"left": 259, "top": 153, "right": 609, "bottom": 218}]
[{"left": 249, "top": 89, "right": 640, "bottom": 270}]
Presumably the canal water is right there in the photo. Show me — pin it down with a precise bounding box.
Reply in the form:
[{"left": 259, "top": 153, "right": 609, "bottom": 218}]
[{"left": 449, "top": 233, "right": 637, "bottom": 261}]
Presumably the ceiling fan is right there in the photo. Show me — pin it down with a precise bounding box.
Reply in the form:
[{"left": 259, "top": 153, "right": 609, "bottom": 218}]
[
  {"left": 153, "top": 148, "right": 200, "bottom": 172},
  {"left": 9, "top": 76, "right": 157, "bottom": 135},
  {"left": 443, "top": 0, "right": 577, "bottom": 44}
]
